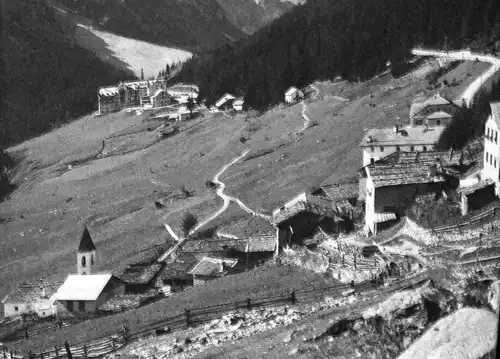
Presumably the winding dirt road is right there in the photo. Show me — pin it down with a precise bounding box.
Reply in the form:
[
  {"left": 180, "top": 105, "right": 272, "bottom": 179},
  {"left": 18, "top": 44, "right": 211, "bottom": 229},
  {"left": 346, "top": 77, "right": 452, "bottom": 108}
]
[{"left": 296, "top": 84, "right": 320, "bottom": 135}]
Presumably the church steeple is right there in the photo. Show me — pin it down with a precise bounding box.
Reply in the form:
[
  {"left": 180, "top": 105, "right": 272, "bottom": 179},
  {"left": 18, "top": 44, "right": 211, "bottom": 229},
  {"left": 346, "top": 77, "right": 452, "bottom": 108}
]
[
  {"left": 78, "top": 226, "right": 96, "bottom": 252},
  {"left": 77, "top": 226, "right": 96, "bottom": 275}
]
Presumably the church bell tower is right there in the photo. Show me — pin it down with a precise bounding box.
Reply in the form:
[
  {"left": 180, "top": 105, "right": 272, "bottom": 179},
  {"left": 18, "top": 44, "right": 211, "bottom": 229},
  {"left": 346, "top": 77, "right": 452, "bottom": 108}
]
[{"left": 77, "top": 226, "right": 96, "bottom": 275}]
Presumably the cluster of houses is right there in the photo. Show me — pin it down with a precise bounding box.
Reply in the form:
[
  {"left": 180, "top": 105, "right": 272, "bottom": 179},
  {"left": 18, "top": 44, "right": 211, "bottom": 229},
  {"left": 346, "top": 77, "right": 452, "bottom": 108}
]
[
  {"left": 98, "top": 80, "right": 199, "bottom": 114},
  {"left": 210, "top": 86, "right": 304, "bottom": 113},
  {"left": 359, "top": 90, "right": 500, "bottom": 235}
]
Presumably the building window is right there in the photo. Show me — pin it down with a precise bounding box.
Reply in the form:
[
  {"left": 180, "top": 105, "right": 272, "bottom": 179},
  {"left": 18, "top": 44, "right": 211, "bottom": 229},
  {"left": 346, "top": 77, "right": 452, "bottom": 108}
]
[
  {"left": 81, "top": 256, "right": 86, "bottom": 267},
  {"left": 78, "top": 301, "right": 85, "bottom": 312},
  {"left": 370, "top": 146, "right": 374, "bottom": 152},
  {"left": 415, "top": 120, "right": 423, "bottom": 126},
  {"left": 423, "top": 146, "right": 427, "bottom": 152},
  {"left": 119, "top": 90, "right": 126, "bottom": 104},
  {"left": 14, "top": 306, "right": 19, "bottom": 312},
  {"left": 91, "top": 254, "right": 94, "bottom": 265},
  {"left": 380, "top": 146, "right": 384, "bottom": 152},
  {"left": 396, "top": 146, "right": 401, "bottom": 152},
  {"left": 370, "top": 158, "right": 375, "bottom": 164},
  {"left": 496, "top": 131, "right": 498, "bottom": 144},
  {"left": 436, "top": 120, "right": 441, "bottom": 126},
  {"left": 67, "top": 301, "right": 74, "bottom": 312},
  {"left": 410, "top": 146, "right": 415, "bottom": 151}
]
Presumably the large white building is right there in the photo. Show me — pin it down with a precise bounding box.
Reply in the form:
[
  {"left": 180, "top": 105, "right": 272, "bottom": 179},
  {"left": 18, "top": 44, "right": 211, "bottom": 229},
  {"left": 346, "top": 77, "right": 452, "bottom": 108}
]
[{"left": 360, "top": 125, "right": 445, "bottom": 167}]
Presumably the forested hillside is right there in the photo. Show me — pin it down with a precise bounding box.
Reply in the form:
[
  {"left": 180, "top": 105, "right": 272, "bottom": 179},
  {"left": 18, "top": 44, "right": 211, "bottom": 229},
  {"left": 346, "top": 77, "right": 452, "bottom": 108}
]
[
  {"left": 52, "top": 0, "right": 297, "bottom": 52},
  {"left": 177, "top": 0, "right": 500, "bottom": 110},
  {"left": 2, "top": 0, "right": 135, "bottom": 148}
]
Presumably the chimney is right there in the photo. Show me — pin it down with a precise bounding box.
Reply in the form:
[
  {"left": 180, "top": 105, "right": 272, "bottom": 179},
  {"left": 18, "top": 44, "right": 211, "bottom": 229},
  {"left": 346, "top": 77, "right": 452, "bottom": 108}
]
[
  {"left": 428, "top": 164, "right": 438, "bottom": 177},
  {"left": 393, "top": 124, "right": 399, "bottom": 134}
]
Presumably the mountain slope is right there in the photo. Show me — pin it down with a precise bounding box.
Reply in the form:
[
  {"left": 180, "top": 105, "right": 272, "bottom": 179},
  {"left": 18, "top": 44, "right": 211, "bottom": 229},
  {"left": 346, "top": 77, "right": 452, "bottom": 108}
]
[
  {"left": 2, "top": 0, "right": 135, "bottom": 147},
  {"left": 215, "top": 0, "right": 296, "bottom": 35},
  {"left": 176, "top": 0, "right": 500, "bottom": 110},
  {"left": 51, "top": 0, "right": 299, "bottom": 52}
]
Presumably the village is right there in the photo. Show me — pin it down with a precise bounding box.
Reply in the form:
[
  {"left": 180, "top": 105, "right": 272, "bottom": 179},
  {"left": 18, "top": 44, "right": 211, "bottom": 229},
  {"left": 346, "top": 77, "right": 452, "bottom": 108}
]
[{"left": 2, "top": 50, "right": 500, "bottom": 358}]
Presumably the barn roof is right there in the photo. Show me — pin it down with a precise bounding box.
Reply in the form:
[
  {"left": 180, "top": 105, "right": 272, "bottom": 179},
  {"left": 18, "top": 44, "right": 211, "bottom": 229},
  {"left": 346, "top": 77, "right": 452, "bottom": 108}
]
[
  {"left": 78, "top": 226, "right": 96, "bottom": 252},
  {"left": 409, "top": 94, "right": 458, "bottom": 118},
  {"left": 359, "top": 126, "right": 445, "bottom": 147},
  {"left": 215, "top": 93, "right": 236, "bottom": 108},
  {"left": 188, "top": 257, "right": 237, "bottom": 277},
  {"left": 1, "top": 280, "right": 62, "bottom": 304},
  {"left": 364, "top": 150, "right": 466, "bottom": 188},
  {"left": 119, "top": 263, "right": 163, "bottom": 285},
  {"left": 322, "top": 182, "right": 359, "bottom": 200},
  {"left": 52, "top": 274, "right": 117, "bottom": 301},
  {"left": 272, "top": 194, "right": 334, "bottom": 226},
  {"left": 157, "top": 253, "right": 199, "bottom": 283}
]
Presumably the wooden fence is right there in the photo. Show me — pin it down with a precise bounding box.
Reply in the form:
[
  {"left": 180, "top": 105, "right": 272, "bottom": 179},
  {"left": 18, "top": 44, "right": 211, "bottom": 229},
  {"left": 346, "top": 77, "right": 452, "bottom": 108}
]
[
  {"left": 431, "top": 205, "right": 500, "bottom": 233},
  {"left": 11, "top": 273, "right": 429, "bottom": 359}
]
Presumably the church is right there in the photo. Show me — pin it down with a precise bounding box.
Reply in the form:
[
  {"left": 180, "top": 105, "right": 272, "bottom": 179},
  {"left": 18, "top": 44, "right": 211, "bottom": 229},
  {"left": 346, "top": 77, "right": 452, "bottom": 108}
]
[{"left": 2, "top": 226, "right": 125, "bottom": 319}]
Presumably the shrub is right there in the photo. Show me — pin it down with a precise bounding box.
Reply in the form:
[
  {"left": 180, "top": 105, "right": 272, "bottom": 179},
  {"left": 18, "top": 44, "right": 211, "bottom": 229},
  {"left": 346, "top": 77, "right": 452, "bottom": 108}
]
[
  {"left": 181, "top": 212, "right": 198, "bottom": 238},
  {"left": 407, "top": 192, "right": 461, "bottom": 229}
]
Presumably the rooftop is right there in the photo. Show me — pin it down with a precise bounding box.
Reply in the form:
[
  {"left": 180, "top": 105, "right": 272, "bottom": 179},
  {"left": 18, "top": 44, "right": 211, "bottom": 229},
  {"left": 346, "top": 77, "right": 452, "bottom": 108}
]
[
  {"left": 157, "top": 253, "right": 199, "bottom": 283},
  {"left": 285, "top": 87, "right": 300, "bottom": 96},
  {"left": 51, "top": 274, "right": 115, "bottom": 301},
  {"left": 188, "top": 257, "right": 237, "bottom": 277},
  {"left": 272, "top": 194, "right": 334, "bottom": 226},
  {"left": 364, "top": 150, "right": 469, "bottom": 188},
  {"left": 1, "top": 280, "right": 62, "bottom": 304},
  {"left": 360, "top": 126, "right": 445, "bottom": 147},
  {"left": 98, "top": 87, "right": 119, "bottom": 97},
  {"left": 215, "top": 93, "right": 236, "bottom": 107},
  {"left": 119, "top": 263, "right": 163, "bottom": 285},
  {"left": 322, "top": 182, "right": 359, "bottom": 200},
  {"left": 409, "top": 94, "right": 460, "bottom": 118},
  {"left": 426, "top": 111, "right": 453, "bottom": 120}
]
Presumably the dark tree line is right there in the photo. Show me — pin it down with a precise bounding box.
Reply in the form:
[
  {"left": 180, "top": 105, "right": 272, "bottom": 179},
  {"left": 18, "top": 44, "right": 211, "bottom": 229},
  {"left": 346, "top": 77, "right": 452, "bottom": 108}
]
[{"left": 175, "top": 0, "right": 500, "bottom": 111}]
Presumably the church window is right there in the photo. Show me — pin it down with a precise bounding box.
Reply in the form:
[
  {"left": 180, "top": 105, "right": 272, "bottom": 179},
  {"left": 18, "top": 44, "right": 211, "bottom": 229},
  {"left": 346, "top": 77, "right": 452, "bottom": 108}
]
[
  {"left": 81, "top": 256, "right": 86, "bottom": 267},
  {"left": 91, "top": 254, "right": 94, "bottom": 265},
  {"left": 14, "top": 306, "right": 19, "bottom": 311}
]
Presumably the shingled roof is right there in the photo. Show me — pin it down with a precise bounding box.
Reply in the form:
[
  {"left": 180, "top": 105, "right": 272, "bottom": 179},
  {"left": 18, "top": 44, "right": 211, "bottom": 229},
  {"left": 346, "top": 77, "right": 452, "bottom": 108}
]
[
  {"left": 272, "top": 194, "right": 334, "bottom": 226},
  {"left": 409, "top": 94, "right": 459, "bottom": 118},
  {"left": 78, "top": 226, "right": 96, "bottom": 252},
  {"left": 364, "top": 150, "right": 467, "bottom": 188},
  {"left": 1, "top": 280, "right": 62, "bottom": 303}
]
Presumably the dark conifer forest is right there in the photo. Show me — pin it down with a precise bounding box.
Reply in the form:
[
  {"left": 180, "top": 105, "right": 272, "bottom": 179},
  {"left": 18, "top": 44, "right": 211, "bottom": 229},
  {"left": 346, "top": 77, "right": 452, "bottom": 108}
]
[
  {"left": 176, "top": 0, "right": 500, "bottom": 110},
  {"left": 2, "top": 0, "right": 135, "bottom": 148}
]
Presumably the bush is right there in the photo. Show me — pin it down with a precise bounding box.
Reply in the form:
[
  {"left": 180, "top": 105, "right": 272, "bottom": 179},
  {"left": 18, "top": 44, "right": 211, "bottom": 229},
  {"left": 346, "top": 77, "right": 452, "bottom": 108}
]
[
  {"left": 407, "top": 193, "right": 461, "bottom": 229},
  {"left": 181, "top": 212, "right": 198, "bottom": 238}
]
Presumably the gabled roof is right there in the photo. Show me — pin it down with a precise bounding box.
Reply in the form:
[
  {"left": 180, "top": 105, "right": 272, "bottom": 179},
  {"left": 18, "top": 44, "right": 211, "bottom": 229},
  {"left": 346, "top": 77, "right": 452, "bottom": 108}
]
[
  {"left": 360, "top": 126, "right": 445, "bottom": 147},
  {"left": 1, "top": 280, "right": 62, "bottom": 304},
  {"left": 188, "top": 257, "right": 237, "bottom": 277},
  {"left": 233, "top": 97, "right": 245, "bottom": 106},
  {"left": 490, "top": 102, "right": 500, "bottom": 129},
  {"left": 98, "top": 87, "right": 119, "bottom": 97},
  {"left": 78, "top": 226, "right": 96, "bottom": 252},
  {"left": 364, "top": 150, "right": 468, "bottom": 188},
  {"left": 285, "top": 87, "right": 301, "bottom": 96},
  {"left": 215, "top": 93, "right": 236, "bottom": 108},
  {"left": 119, "top": 263, "right": 163, "bottom": 285},
  {"left": 410, "top": 94, "right": 458, "bottom": 117},
  {"left": 51, "top": 274, "right": 116, "bottom": 301},
  {"left": 272, "top": 193, "right": 334, "bottom": 226},
  {"left": 426, "top": 111, "right": 453, "bottom": 120}
]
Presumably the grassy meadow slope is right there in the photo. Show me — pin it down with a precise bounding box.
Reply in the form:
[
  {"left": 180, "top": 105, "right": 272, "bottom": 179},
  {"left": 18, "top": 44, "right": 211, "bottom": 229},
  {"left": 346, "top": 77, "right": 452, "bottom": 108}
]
[{"left": 0, "top": 57, "right": 487, "bottom": 308}]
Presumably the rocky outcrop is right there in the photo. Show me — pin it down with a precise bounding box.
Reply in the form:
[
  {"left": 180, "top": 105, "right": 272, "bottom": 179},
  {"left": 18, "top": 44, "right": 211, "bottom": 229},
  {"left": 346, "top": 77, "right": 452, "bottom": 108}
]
[{"left": 398, "top": 308, "right": 498, "bottom": 359}]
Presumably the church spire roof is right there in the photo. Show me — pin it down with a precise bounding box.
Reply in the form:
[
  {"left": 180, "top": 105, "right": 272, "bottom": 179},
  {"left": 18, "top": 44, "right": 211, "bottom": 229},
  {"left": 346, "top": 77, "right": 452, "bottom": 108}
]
[{"left": 78, "top": 226, "right": 96, "bottom": 252}]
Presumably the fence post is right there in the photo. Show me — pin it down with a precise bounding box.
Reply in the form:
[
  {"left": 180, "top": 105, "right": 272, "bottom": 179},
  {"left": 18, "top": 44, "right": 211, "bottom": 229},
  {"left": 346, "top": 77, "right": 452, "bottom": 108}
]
[
  {"left": 290, "top": 291, "right": 297, "bottom": 305},
  {"left": 27, "top": 351, "right": 31, "bottom": 359},
  {"left": 246, "top": 298, "right": 252, "bottom": 311},
  {"left": 9, "top": 351, "right": 12, "bottom": 359},
  {"left": 40, "top": 352, "right": 43, "bottom": 359},
  {"left": 83, "top": 345, "right": 87, "bottom": 359},
  {"left": 2, "top": 346, "right": 6, "bottom": 359},
  {"left": 354, "top": 253, "right": 357, "bottom": 269},
  {"left": 64, "top": 341, "right": 73, "bottom": 359},
  {"left": 184, "top": 309, "right": 191, "bottom": 327},
  {"left": 342, "top": 254, "right": 345, "bottom": 267},
  {"left": 54, "top": 346, "right": 59, "bottom": 359},
  {"left": 121, "top": 325, "right": 128, "bottom": 342}
]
